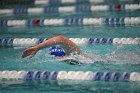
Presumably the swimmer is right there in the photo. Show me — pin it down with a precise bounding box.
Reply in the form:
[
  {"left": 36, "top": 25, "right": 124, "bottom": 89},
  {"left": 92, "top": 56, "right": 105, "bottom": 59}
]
[{"left": 21, "top": 36, "right": 101, "bottom": 65}]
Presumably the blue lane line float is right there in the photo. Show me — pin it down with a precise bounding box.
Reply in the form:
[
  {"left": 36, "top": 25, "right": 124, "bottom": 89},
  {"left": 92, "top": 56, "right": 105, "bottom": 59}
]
[
  {"left": 110, "top": 72, "right": 121, "bottom": 82},
  {"left": 13, "top": 8, "right": 28, "bottom": 14},
  {"left": 0, "top": 20, "right": 7, "bottom": 27},
  {"left": 40, "top": 71, "right": 50, "bottom": 80},
  {"left": 119, "top": 72, "right": 130, "bottom": 82},
  {"left": 76, "top": 6, "right": 91, "bottom": 12},
  {"left": 101, "top": 72, "right": 111, "bottom": 81},
  {"left": 0, "top": 38, "right": 13, "bottom": 47},
  {"left": 32, "top": 71, "right": 42, "bottom": 80},
  {"left": 25, "top": 71, "right": 34, "bottom": 80},
  {"left": 44, "top": 7, "right": 58, "bottom": 13},
  {"left": 93, "top": 72, "right": 103, "bottom": 81},
  {"left": 88, "top": 38, "right": 113, "bottom": 45},
  {"left": 64, "top": 18, "right": 83, "bottom": 25}
]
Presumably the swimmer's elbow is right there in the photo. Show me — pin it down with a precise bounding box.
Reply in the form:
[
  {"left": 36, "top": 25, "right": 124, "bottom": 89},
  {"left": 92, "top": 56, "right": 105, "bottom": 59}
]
[
  {"left": 54, "top": 36, "right": 69, "bottom": 44},
  {"left": 56, "top": 36, "right": 68, "bottom": 41}
]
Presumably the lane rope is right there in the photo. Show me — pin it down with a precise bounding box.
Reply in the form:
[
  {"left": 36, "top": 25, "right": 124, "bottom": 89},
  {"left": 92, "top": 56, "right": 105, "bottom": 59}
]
[
  {"left": 0, "top": 0, "right": 138, "bottom": 6},
  {"left": 0, "top": 4, "right": 139, "bottom": 15},
  {"left": 0, "top": 38, "right": 140, "bottom": 48},
  {"left": 0, "top": 17, "right": 140, "bottom": 27},
  {"left": 0, "top": 70, "right": 139, "bottom": 82}
]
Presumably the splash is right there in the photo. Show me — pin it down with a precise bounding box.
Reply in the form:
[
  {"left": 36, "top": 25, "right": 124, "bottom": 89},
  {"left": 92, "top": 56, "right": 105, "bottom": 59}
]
[
  {"left": 57, "top": 52, "right": 105, "bottom": 65},
  {"left": 57, "top": 50, "right": 140, "bottom": 65},
  {"left": 105, "top": 51, "right": 140, "bottom": 64}
]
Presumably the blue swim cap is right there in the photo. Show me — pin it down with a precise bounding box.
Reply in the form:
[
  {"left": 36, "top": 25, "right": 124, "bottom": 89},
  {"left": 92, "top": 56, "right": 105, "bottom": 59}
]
[{"left": 49, "top": 46, "right": 66, "bottom": 57}]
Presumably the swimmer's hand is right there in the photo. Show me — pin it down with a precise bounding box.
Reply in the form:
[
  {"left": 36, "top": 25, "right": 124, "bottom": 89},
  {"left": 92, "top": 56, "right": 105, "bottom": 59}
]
[{"left": 21, "top": 47, "right": 38, "bottom": 58}]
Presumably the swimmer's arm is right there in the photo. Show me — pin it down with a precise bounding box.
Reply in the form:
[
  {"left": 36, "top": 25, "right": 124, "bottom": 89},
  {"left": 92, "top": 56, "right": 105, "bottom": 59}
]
[{"left": 22, "top": 36, "right": 80, "bottom": 58}]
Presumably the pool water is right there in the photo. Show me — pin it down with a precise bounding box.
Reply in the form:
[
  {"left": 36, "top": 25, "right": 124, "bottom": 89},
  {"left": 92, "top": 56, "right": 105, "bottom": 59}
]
[{"left": 0, "top": 1, "right": 140, "bottom": 93}]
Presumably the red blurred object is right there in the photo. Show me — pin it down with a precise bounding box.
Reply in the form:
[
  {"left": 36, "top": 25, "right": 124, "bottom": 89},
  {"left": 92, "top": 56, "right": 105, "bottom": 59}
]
[
  {"left": 115, "top": 5, "right": 121, "bottom": 11},
  {"left": 33, "top": 19, "right": 40, "bottom": 26}
]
